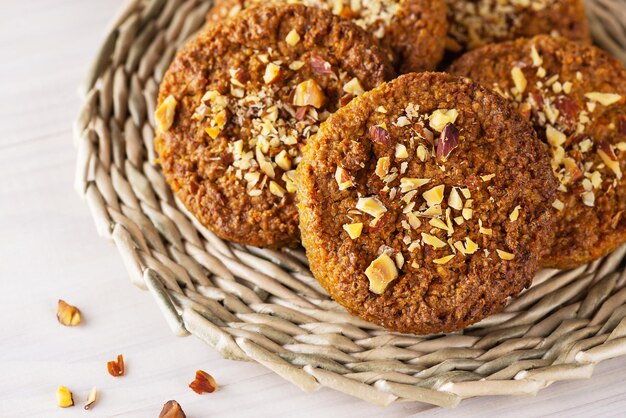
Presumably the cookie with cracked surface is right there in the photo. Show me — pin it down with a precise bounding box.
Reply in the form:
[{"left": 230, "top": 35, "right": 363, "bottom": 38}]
[
  {"left": 445, "top": 0, "right": 590, "bottom": 53},
  {"left": 450, "top": 35, "right": 626, "bottom": 269},
  {"left": 155, "top": 4, "right": 394, "bottom": 247},
  {"left": 297, "top": 72, "right": 557, "bottom": 334},
  {"left": 206, "top": 0, "right": 448, "bottom": 73}
]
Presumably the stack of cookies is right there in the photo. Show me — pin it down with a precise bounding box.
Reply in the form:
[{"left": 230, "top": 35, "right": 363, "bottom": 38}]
[{"left": 154, "top": 0, "right": 626, "bottom": 335}]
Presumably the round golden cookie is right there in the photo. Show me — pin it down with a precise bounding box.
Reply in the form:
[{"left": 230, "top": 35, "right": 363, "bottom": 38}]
[
  {"left": 297, "top": 72, "right": 557, "bottom": 334},
  {"left": 450, "top": 35, "right": 626, "bottom": 269},
  {"left": 446, "top": 0, "right": 590, "bottom": 53},
  {"left": 207, "top": 0, "right": 448, "bottom": 73},
  {"left": 155, "top": 4, "right": 394, "bottom": 247}
]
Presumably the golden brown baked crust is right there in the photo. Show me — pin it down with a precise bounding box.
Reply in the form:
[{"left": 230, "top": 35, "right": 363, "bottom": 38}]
[
  {"left": 297, "top": 72, "right": 557, "bottom": 334},
  {"left": 446, "top": 0, "right": 590, "bottom": 53},
  {"left": 155, "top": 4, "right": 394, "bottom": 248},
  {"left": 207, "top": 0, "right": 448, "bottom": 73},
  {"left": 450, "top": 36, "right": 626, "bottom": 269}
]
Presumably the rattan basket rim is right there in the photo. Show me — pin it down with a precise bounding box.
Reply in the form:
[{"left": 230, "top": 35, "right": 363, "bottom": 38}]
[{"left": 74, "top": 0, "right": 626, "bottom": 409}]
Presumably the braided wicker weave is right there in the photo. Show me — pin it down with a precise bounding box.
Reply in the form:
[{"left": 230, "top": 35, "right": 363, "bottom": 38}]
[{"left": 75, "top": 0, "right": 626, "bottom": 408}]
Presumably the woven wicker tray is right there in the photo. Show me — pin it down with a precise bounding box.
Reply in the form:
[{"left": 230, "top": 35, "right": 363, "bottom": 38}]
[{"left": 75, "top": 0, "right": 626, "bottom": 408}]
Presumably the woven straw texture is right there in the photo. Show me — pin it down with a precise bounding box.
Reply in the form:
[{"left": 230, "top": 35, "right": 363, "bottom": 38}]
[{"left": 75, "top": 0, "right": 626, "bottom": 408}]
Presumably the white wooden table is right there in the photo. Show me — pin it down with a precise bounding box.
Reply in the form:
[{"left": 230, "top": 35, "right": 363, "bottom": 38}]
[{"left": 1, "top": 1, "right": 625, "bottom": 416}]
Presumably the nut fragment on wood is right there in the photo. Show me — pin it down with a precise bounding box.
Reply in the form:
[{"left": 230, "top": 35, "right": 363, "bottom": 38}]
[
  {"left": 107, "top": 354, "right": 125, "bottom": 377},
  {"left": 159, "top": 400, "right": 186, "bottom": 418},
  {"left": 56, "top": 386, "right": 74, "bottom": 408},
  {"left": 189, "top": 370, "right": 218, "bottom": 394},
  {"left": 84, "top": 387, "right": 97, "bottom": 410},
  {"left": 57, "top": 300, "right": 81, "bottom": 326}
]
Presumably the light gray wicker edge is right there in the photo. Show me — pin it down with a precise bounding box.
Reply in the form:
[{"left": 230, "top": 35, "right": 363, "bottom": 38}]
[{"left": 74, "top": 0, "right": 626, "bottom": 409}]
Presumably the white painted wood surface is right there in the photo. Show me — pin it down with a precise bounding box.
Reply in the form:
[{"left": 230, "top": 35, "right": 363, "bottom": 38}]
[{"left": 0, "top": 0, "right": 625, "bottom": 416}]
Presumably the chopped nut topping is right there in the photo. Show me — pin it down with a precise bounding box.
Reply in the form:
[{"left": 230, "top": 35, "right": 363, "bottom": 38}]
[
  {"left": 433, "top": 254, "right": 455, "bottom": 265},
  {"left": 159, "top": 400, "right": 187, "bottom": 418},
  {"left": 263, "top": 63, "right": 282, "bottom": 84},
  {"left": 429, "top": 109, "right": 459, "bottom": 132},
  {"left": 155, "top": 95, "right": 177, "bottom": 134},
  {"left": 275, "top": 150, "right": 291, "bottom": 171},
  {"left": 395, "top": 252, "right": 405, "bottom": 269},
  {"left": 84, "top": 387, "right": 97, "bottom": 410},
  {"left": 462, "top": 207, "right": 473, "bottom": 220},
  {"left": 335, "top": 166, "right": 354, "bottom": 190},
  {"left": 375, "top": 156, "right": 390, "bottom": 178},
  {"left": 343, "top": 77, "right": 365, "bottom": 96},
  {"left": 356, "top": 197, "right": 387, "bottom": 217},
  {"left": 437, "top": 123, "right": 460, "bottom": 161},
  {"left": 422, "top": 185, "right": 445, "bottom": 207},
  {"left": 289, "top": 60, "right": 305, "bottom": 71},
  {"left": 511, "top": 67, "right": 527, "bottom": 93},
  {"left": 56, "top": 386, "right": 74, "bottom": 408},
  {"left": 464, "top": 237, "right": 479, "bottom": 254},
  {"left": 416, "top": 145, "right": 429, "bottom": 162},
  {"left": 530, "top": 45, "right": 543, "bottom": 67},
  {"left": 598, "top": 142, "right": 622, "bottom": 179},
  {"left": 444, "top": 188, "right": 461, "bottom": 211},
  {"left": 480, "top": 173, "right": 495, "bottom": 182},
  {"left": 546, "top": 125, "right": 566, "bottom": 147},
  {"left": 369, "top": 124, "right": 391, "bottom": 145},
  {"left": 509, "top": 205, "right": 521, "bottom": 222},
  {"left": 584, "top": 92, "right": 623, "bottom": 106},
  {"left": 343, "top": 222, "right": 363, "bottom": 239},
  {"left": 189, "top": 370, "right": 218, "bottom": 394},
  {"left": 395, "top": 143, "right": 409, "bottom": 159},
  {"left": 421, "top": 233, "right": 447, "bottom": 249},
  {"left": 293, "top": 79, "right": 325, "bottom": 108},
  {"left": 496, "top": 249, "right": 515, "bottom": 260},
  {"left": 365, "top": 253, "right": 399, "bottom": 295},
  {"left": 57, "top": 299, "right": 81, "bottom": 326},
  {"left": 269, "top": 181, "right": 286, "bottom": 197},
  {"left": 285, "top": 29, "right": 301, "bottom": 46},
  {"left": 582, "top": 191, "right": 595, "bottom": 207},
  {"left": 400, "top": 178, "right": 430, "bottom": 192},
  {"left": 205, "top": 126, "right": 220, "bottom": 139},
  {"left": 107, "top": 354, "right": 125, "bottom": 377},
  {"left": 478, "top": 219, "right": 492, "bottom": 236},
  {"left": 282, "top": 170, "right": 297, "bottom": 193}
]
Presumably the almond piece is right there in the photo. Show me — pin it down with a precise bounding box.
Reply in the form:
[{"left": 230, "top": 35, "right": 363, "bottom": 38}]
[
  {"left": 107, "top": 354, "right": 125, "bottom": 377},
  {"left": 480, "top": 173, "right": 495, "bottom": 182},
  {"left": 356, "top": 197, "right": 387, "bottom": 217},
  {"left": 421, "top": 233, "right": 447, "bottom": 249},
  {"left": 375, "top": 156, "right": 390, "bottom": 178},
  {"left": 335, "top": 166, "right": 354, "bottom": 190},
  {"left": 189, "top": 370, "right": 218, "bottom": 394},
  {"left": 422, "top": 185, "right": 445, "bottom": 207},
  {"left": 511, "top": 67, "right": 527, "bottom": 93},
  {"left": 343, "top": 222, "right": 363, "bottom": 239},
  {"left": 509, "top": 205, "right": 521, "bottom": 222},
  {"left": 429, "top": 109, "right": 459, "bottom": 132},
  {"left": 448, "top": 187, "right": 463, "bottom": 210},
  {"left": 293, "top": 79, "right": 325, "bottom": 108},
  {"left": 56, "top": 386, "right": 74, "bottom": 408},
  {"left": 274, "top": 150, "right": 291, "bottom": 171},
  {"left": 282, "top": 170, "right": 298, "bottom": 193},
  {"left": 285, "top": 29, "right": 300, "bottom": 46},
  {"left": 582, "top": 191, "right": 595, "bottom": 207},
  {"left": 155, "top": 95, "right": 178, "bottom": 134},
  {"left": 598, "top": 142, "right": 622, "bottom": 179},
  {"left": 416, "top": 145, "right": 429, "bottom": 162},
  {"left": 433, "top": 254, "right": 455, "bottom": 265},
  {"left": 57, "top": 300, "right": 81, "bottom": 326},
  {"left": 263, "top": 63, "right": 282, "bottom": 84},
  {"left": 369, "top": 125, "right": 391, "bottom": 145},
  {"left": 585, "top": 92, "right": 623, "bottom": 106},
  {"left": 365, "top": 253, "right": 398, "bottom": 294},
  {"left": 84, "top": 387, "right": 97, "bottom": 410},
  {"left": 546, "top": 125, "right": 566, "bottom": 147},
  {"left": 205, "top": 126, "right": 221, "bottom": 139},
  {"left": 343, "top": 77, "right": 365, "bottom": 96},
  {"left": 159, "top": 400, "right": 187, "bottom": 418},
  {"left": 395, "top": 144, "right": 409, "bottom": 159},
  {"left": 496, "top": 249, "right": 515, "bottom": 260},
  {"left": 269, "top": 181, "right": 286, "bottom": 197},
  {"left": 400, "top": 178, "right": 430, "bottom": 193},
  {"left": 464, "top": 237, "right": 479, "bottom": 254}
]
